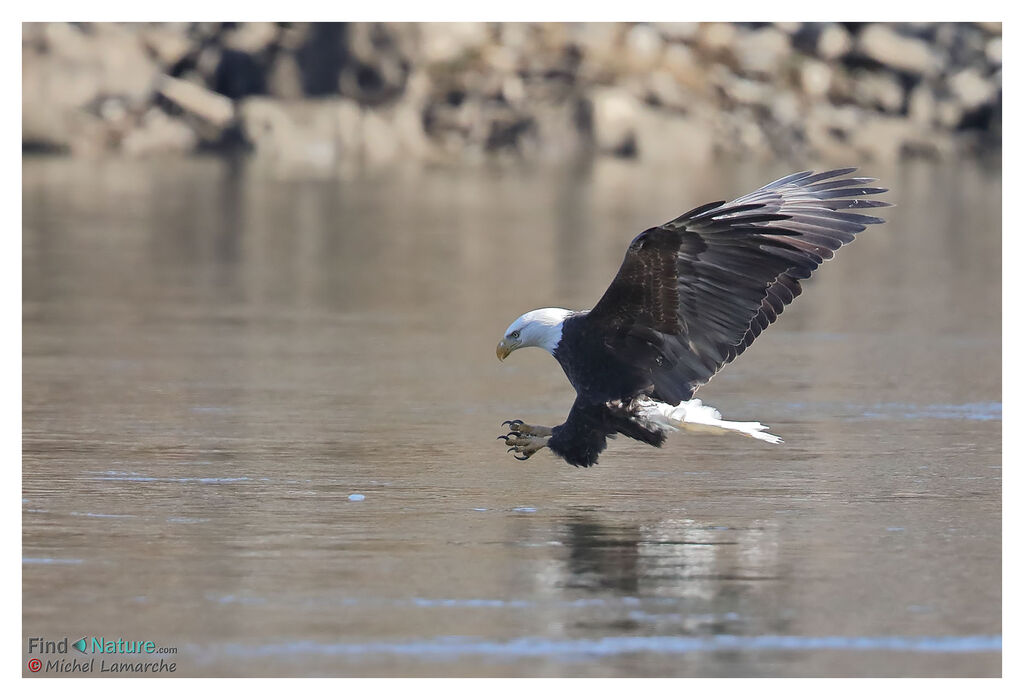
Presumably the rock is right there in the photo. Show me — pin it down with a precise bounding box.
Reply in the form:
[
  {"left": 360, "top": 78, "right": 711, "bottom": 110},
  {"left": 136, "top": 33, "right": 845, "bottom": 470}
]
[
  {"left": 221, "top": 22, "right": 279, "bottom": 53},
  {"left": 64, "top": 114, "right": 115, "bottom": 157},
  {"left": 266, "top": 52, "right": 305, "bottom": 100},
  {"left": 654, "top": 23, "right": 700, "bottom": 42},
  {"left": 634, "top": 105, "right": 715, "bottom": 165},
  {"left": 240, "top": 97, "right": 356, "bottom": 166},
  {"left": 569, "top": 22, "right": 623, "bottom": 66},
  {"left": 848, "top": 112, "right": 951, "bottom": 160},
  {"left": 949, "top": 67, "right": 997, "bottom": 111},
  {"left": 501, "top": 74, "right": 526, "bottom": 105},
  {"left": 158, "top": 76, "right": 235, "bottom": 127},
  {"left": 482, "top": 43, "right": 519, "bottom": 75},
  {"left": 799, "top": 58, "right": 832, "bottom": 98},
  {"left": 589, "top": 88, "right": 643, "bottom": 156},
  {"left": 849, "top": 114, "right": 908, "bottom": 160},
  {"left": 195, "top": 44, "right": 224, "bottom": 83},
  {"left": 121, "top": 108, "right": 198, "bottom": 156},
  {"left": 418, "top": 22, "right": 490, "bottom": 64},
  {"left": 714, "top": 69, "right": 774, "bottom": 108},
  {"left": 662, "top": 43, "right": 705, "bottom": 92},
  {"left": 697, "top": 22, "right": 738, "bottom": 55},
  {"left": 17, "top": 21, "right": 1007, "bottom": 163},
  {"left": 94, "top": 24, "right": 162, "bottom": 101},
  {"left": 23, "top": 49, "right": 99, "bottom": 149},
  {"left": 804, "top": 103, "right": 866, "bottom": 162},
  {"left": 339, "top": 53, "right": 409, "bottom": 105},
  {"left": 625, "top": 24, "right": 664, "bottom": 70},
  {"left": 140, "top": 25, "right": 193, "bottom": 66},
  {"left": 770, "top": 90, "right": 801, "bottom": 126},
  {"left": 936, "top": 99, "right": 964, "bottom": 129},
  {"left": 364, "top": 71, "right": 435, "bottom": 164},
  {"left": 713, "top": 107, "right": 773, "bottom": 159},
  {"left": 851, "top": 70, "right": 905, "bottom": 113},
  {"left": 733, "top": 26, "right": 790, "bottom": 78},
  {"left": 986, "top": 37, "right": 1001, "bottom": 66},
  {"left": 23, "top": 22, "right": 161, "bottom": 152},
  {"left": 774, "top": 22, "right": 802, "bottom": 36},
  {"left": 907, "top": 83, "right": 936, "bottom": 126},
  {"left": 336, "top": 99, "right": 363, "bottom": 157},
  {"left": 857, "top": 24, "right": 941, "bottom": 76},
  {"left": 360, "top": 108, "right": 399, "bottom": 164},
  {"left": 41, "top": 22, "right": 160, "bottom": 104},
  {"left": 521, "top": 99, "right": 589, "bottom": 163},
  {"left": 817, "top": 23, "right": 853, "bottom": 60},
  {"left": 340, "top": 23, "right": 412, "bottom": 105},
  {"left": 277, "top": 23, "right": 311, "bottom": 51},
  {"left": 495, "top": 23, "right": 532, "bottom": 53},
  {"left": 42, "top": 22, "right": 96, "bottom": 64},
  {"left": 240, "top": 70, "right": 434, "bottom": 167},
  {"left": 646, "top": 70, "right": 693, "bottom": 111}
]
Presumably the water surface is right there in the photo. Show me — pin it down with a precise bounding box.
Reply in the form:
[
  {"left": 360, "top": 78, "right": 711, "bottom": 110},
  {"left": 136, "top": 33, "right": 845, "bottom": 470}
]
[{"left": 23, "top": 157, "right": 1000, "bottom": 676}]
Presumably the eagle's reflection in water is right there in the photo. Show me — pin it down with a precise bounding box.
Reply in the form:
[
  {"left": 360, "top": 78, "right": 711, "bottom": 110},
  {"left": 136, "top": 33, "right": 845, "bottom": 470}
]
[{"left": 542, "top": 511, "right": 791, "bottom": 639}]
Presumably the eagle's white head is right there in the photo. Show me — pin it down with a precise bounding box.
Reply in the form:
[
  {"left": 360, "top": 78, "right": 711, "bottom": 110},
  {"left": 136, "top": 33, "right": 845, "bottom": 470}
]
[{"left": 497, "top": 308, "right": 572, "bottom": 360}]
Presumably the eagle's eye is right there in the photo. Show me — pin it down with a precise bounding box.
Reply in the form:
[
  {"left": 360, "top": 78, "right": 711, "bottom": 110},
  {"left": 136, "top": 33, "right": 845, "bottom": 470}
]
[{"left": 510, "top": 330, "right": 521, "bottom": 339}]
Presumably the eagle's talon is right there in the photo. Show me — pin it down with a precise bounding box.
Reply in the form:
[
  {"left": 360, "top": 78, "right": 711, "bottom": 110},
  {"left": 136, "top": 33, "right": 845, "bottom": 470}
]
[{"left": 502, "top": 432, "right": 551, "bottom": 460}]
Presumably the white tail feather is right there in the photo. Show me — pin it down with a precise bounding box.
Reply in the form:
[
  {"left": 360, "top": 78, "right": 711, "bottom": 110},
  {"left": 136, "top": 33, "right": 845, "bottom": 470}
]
[{"left": 635, "top": 398, "right": 783, "bottom": 444}]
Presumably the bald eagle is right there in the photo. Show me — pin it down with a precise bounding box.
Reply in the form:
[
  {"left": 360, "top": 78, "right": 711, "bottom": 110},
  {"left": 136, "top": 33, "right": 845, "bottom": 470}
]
[{"left": 496, "top": 168, "right": 889, "bottom": 467}]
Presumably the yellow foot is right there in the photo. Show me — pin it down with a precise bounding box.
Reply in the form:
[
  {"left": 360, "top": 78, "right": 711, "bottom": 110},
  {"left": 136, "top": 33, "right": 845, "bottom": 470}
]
[{"left": 497, "top": 420, "right": 552, "bottom": 460}]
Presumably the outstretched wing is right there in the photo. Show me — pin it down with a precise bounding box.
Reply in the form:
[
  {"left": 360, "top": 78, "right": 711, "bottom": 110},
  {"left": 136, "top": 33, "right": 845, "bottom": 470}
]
[{"left": 586, "top": 168, "right": 890, "bottom": 404}]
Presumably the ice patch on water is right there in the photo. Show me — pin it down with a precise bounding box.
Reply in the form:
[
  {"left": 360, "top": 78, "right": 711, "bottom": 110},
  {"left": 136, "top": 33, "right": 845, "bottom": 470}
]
[
  {"left": 861, "top": 402, "right": 1001, "bottom": 421},
  {"left": 23, "top": 557, "right": 83, "bottom": 565},
  {"left": 772, "top": 401, "right": 1001, "bottom": 422},
  {"left": 207, "top": 593, "right": 267, "bottom": 605},
  {"left": 201, "top": 634, "right": 1001, "bottom": 661},
  {"left": 412, "top": 598, "right": 531, "bottom": 609},
  {"left": 93, "top": 475, "right": 255, "bottom": 483}
]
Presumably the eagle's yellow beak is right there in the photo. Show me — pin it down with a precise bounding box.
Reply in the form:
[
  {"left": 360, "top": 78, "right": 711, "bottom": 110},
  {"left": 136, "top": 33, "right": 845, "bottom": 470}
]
[{"left": 496, "top": 338, "right": 514, "bottom": 361}]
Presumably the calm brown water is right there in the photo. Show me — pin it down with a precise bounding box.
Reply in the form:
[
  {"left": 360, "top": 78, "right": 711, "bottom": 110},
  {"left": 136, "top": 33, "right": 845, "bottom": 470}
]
[{"left": 23, "top": 156, "right": 1000, "bottom": 677}]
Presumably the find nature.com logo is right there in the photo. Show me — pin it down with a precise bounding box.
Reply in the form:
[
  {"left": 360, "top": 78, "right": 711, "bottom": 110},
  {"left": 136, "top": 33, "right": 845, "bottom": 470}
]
[{"left": 27, "top": 636, "right": 178, "bottom": 674}]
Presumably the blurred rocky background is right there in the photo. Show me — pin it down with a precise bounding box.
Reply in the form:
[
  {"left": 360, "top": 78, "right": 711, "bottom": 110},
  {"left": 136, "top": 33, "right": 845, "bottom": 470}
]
[{"left": 22, "top": 22, "right": 1002, "bottom": 167}]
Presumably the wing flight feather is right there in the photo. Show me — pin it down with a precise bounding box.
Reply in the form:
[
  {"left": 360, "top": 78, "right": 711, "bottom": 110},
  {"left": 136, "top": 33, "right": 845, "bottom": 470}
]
[{"left": 586, "top": 169, "right": 890, "bottom": 404}]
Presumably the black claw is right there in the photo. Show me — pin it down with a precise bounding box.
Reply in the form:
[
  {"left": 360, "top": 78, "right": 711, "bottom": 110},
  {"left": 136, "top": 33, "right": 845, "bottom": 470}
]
[
  {"left": 513, "top": 454, "right": 530, "bottom": 461},
  {"left": 497, "top": 434, "right": 508, "bottom": 441},
  {"left": 501, "top": 420, "right": 515, "bottom": 428},
  {"left": 507, "top": 447, "right": 516, "bottom": 453},
  {"left": 508, "top": 431, "right": 521, "bottom": 438}
]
